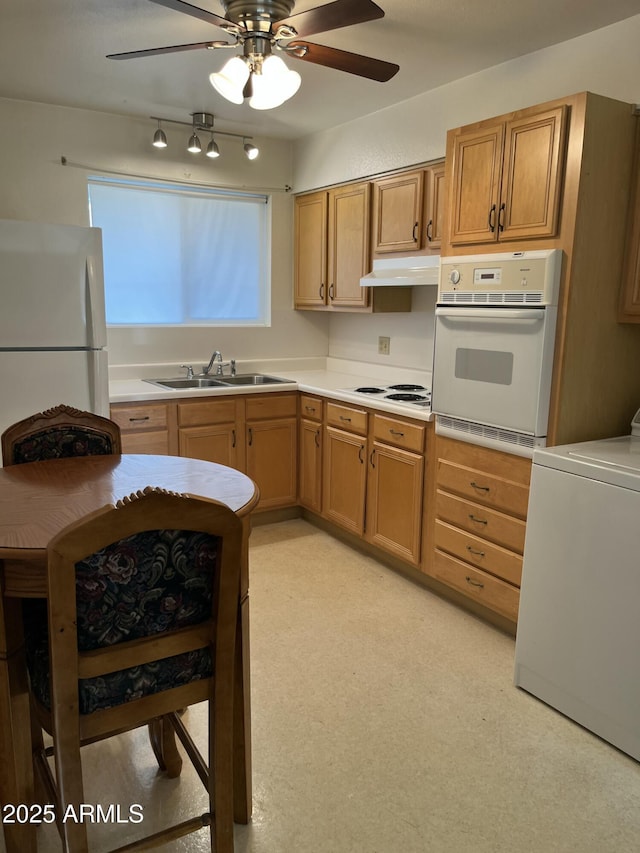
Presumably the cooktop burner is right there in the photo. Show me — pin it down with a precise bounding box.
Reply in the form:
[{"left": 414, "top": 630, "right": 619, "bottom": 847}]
[
  {"left": 385, "top": 392, "right": 428, "bottom": 402},
  {"left": 387, "top": 384, "right": 427, "bottom": 392},
  {"left": 344, "top": 382, "right": 432, "bottom": 410}
]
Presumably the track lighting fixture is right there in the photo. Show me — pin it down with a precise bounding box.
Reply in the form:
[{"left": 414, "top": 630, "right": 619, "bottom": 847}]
[
  {"left": 152, "top": 120, "right": 168, "bottom": 148},
  {"left": 243, "top": 139, "right": 259, "bottom": 161},
  {"left": 148, "top": 112, "right": 258, "bottom": 161}
]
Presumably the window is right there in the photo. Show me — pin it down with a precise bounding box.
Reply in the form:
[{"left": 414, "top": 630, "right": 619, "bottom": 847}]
[{"left": 88, "top": 177, "right": 270, "bottom": 326}]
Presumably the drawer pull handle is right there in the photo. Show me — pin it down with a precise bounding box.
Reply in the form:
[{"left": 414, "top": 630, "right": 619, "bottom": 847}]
[
  {"left": 305, "top": 406, "right": 317, "bottom": 413},
  {"left": 129, "top": 416, "right": 150, "bottom": 422},
  {"left": 468, "top": 514, "right": 488, "bottom": 525},
  {"left": 339, "top": 416, "right": 352, "bottom": 423},
  {"left": 466, "top": 545, "right": 485, "bottom": 558},
  {"left": 389, "top": 429, "right": 405, "bottom": 437},
  {"left": 465, "top": 576, "right": 485, "bottom": 589},
  {"left": 470, "top": 481, "right": 490, "bottom": 492}
]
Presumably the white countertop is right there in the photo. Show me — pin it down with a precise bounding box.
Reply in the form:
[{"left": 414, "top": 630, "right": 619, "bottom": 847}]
[{"left": 109, "top": 358, "right": 434, "bottom": 422}]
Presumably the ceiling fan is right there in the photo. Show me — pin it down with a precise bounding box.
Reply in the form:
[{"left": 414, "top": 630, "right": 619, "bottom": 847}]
[{"left": 107, "top": 0, "right": 399, "bottom": 109}]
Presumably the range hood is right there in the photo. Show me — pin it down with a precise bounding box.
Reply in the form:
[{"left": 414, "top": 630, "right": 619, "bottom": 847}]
[{"left": 360, "top": 255, "right": 440, "bottom": 287}]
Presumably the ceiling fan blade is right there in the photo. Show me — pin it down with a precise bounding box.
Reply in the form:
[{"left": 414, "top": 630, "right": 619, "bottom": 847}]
[
  {"left": 273, "top": 0, "right": 384, "bottom": 40},
  {"left": 147, "top": 0, "right": 244, "bottom": 34},
  {"left": 287, "top": 41, "right": 398, "bottom": 82},
  {"left": 107, "top": 41, "right": 224, "bottom": 60}
]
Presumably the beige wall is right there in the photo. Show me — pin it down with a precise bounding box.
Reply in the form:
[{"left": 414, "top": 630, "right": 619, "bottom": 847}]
[{"left": 0, "top": 97, "right": 329, "bottom": 367}]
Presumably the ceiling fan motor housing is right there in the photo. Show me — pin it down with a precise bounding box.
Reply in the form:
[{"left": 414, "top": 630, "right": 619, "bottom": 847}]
[{"left": 222, "top": 1, "right": 295, "bottom": 29}]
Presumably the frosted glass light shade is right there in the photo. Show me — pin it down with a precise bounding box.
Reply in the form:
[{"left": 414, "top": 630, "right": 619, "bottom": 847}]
[
  {"left": 210, "top": 57, "right": 250, "bottom": 104},
  {"left": 249, "top": 55, "right": 301, "bottom": 110}
]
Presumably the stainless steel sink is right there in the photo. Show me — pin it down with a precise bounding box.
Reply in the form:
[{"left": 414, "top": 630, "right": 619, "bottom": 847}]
[
  {"left": 144, "top": 373, "right": 292, "bottom": 390},
  {"left": 218, "top": 374, "right": 291, "bottom": 385},
  {"left": 144, "top": 377, "right": 229, "bottom": 389}
]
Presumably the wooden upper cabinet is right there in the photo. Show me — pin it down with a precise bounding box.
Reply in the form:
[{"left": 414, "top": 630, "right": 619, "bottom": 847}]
[
  {"left": 448, "top": 105, "right": 568, "bottom": 246},
  {"left": 294, "top": 190, "right": 327, "bottom": 307},
  {"left": 372, "top": 170, "right": 424, "bottom": 253},
  {"left": 424, "top": 162, "right": 445, "bottom": 250},
  {"left": 327, "top": 182, "right": 371, "bottom": 309}
]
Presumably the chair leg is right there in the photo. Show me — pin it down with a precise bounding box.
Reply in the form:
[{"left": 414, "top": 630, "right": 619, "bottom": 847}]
[
  {"left": 148, "top": 716, "right": 183, "bottom": 778},
  {"left": 209, "top": 688, "right": 235, "bottom": 853}
]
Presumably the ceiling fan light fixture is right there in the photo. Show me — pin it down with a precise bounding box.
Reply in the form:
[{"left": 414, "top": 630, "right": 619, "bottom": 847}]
[
  {"left": 210, "top": 56, "right": 250, "bottom": 105},
  {"left": 243, "top": 139, "right": 259, "bottom": 160},
  {"left": 187, "top": 132, "right": 202, "bottom": 153},
  {"left": 248, "top": 54, "right": 301, "bottom": 110}
]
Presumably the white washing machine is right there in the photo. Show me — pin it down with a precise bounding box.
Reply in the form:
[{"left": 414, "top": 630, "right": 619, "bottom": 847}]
[{"left": 514, "top": 425, "right": 640, "bottom": 760}]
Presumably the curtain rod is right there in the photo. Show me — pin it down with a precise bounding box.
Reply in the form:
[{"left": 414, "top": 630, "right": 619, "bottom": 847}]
[{"left": 59, "top": 156, "right": 292, "bottom": 193}]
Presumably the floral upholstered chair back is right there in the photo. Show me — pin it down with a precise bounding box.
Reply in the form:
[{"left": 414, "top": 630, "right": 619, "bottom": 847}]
[
  {"left": 1, "top": 403, "right": 121, "bottom": 466},
  {"left": 27, "top": 522, "right": 220, "bottom": 714}
]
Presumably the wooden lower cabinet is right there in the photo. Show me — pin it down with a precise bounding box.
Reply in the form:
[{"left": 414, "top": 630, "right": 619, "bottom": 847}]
[
  {"left": 110, "top": 401, "right": 175, "bottom": 455},
  {"left": 426, "top": 436, "right": 531, "bottom": 623},
  {"left": 298, "top": 395, "right": 323, "bottom": 513},
  {"left": 245, "top": 393, "right": 298, "bottom": 510},
  {"left": 178, "top": 398, "right": 240, "bottom": 468},
  {"left": 322, "top": 425, "right": 367, "bottom": 535}
]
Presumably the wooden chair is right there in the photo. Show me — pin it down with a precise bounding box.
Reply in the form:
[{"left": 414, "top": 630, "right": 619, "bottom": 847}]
[
  {"left": 1, "top": 403, "right": 121, "bottom": 466},
  {"left": 26, "top": 486, "right": 242, "bottom": 853}
]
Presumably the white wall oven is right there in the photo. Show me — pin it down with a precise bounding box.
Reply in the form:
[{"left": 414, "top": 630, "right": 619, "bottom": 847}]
[{"left": 431, "top": 250, "right": 563, "bottom": 457}]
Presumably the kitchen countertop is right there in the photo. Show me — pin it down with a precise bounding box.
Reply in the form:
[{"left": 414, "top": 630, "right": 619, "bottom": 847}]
[{"left": 109, "top": 358, "right": 434, "bottom": 422}]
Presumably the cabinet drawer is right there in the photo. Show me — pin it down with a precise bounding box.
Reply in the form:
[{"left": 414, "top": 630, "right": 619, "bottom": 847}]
[
  {"left": 434, "top": 520, "right": 522, "bottom": 586},
  {"left": 245, "top": 393, "right": 297, "bottom": 420},
  {"left": 435, "top": 490, "right": 526, "bottom": 553},
  {"left": 111, "top": 404, "right": 168, "bottom": 432},
  {"left": 178, "top": 398, "right": 237, "bottom": 427},
  {"left": 373, "top": 414, "right": 424, "bottom": 453},
  {"left": 120, "top": 430, "right": 169, "bottom": 455},
  {"left": 300, "top": 394, "right": 323, "bottom": 421},
  {"left": 326, "top": 402, "right": 367, "bottom": 435},
  {"left": 432, "top": 548, "right": 520, "bottom": 622},
  {"left": 437, "top": 459, "right": 529, "bottom": 518}
]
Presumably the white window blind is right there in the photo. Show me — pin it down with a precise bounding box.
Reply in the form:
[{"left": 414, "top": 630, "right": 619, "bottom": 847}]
[{"left": 88, "top": 177, "right": 270, "bottom": 326}]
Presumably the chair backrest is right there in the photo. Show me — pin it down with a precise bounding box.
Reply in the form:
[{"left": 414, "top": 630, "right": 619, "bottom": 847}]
[
  {"left": 1, "top": 403, "right": 122, "bottom": 466},
  {"left": 36, "top": 487, "right": 242, "bottom": 727}
]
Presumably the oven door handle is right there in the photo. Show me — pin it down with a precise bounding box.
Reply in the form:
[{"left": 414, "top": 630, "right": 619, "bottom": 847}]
[{"left": 435, "top": 307, "right": 546, "bottom": 321}]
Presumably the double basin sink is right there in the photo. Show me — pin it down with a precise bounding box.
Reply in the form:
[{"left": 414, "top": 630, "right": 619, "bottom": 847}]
[{"left": 145, "top": 373, "right": 292, "bottom": 390}]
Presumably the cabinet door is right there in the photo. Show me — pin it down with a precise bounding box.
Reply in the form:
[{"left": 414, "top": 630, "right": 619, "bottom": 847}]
[
  {"left": 366, "top": 441, "right": 424, "bottom": 566},
  {"left": 246, "top": 418, "right": 297, "bottom": 509},
  {"left": 322, "top": 426, "right": 367, "bottom": 535},
  {"left": 179, "top": 423, "right": 238, "bottom": 468},
  {"left": 424, "top": 163, "right": 445, "bottom": 251},
  {"left": 448, "top": 123, "right": 505, "bottom": 246},
  {"left": 298, "top": 418, "right": 322, "bottom": 512},
  {"left": 327, "top": 182, "right": 371, "bottom": 309},
  {"left": 500, "top": 105, "right": 567, "bottom": 241},
  {"left": 372, "top": 170, "right": 424, "bottom": 253},
  {"left": 294, "top": 191, "right": 327, "bottom": 308},
  {"left": 620, "top": 129, "right": 640, "bottom": 322}
]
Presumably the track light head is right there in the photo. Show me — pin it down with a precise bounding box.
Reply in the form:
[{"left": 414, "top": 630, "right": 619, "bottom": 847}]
[{"left": 243, "top": 139, "right": 259, "bottom": 160}]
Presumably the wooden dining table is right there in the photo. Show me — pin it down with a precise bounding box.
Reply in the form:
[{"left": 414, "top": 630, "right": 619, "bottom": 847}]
[{"left": 0, "top": 453, "right": 260, "bottom": 853}]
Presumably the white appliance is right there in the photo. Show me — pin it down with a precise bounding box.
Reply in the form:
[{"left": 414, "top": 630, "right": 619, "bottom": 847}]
[
  {"left": 431, "top": 249, "right": 562, "bottom": 457},
  {"left": 514, "top": 430, "right": 640, "bottom": 760},
  {"left": 0, "top": 219, "right": 109, "bottom": 449}
]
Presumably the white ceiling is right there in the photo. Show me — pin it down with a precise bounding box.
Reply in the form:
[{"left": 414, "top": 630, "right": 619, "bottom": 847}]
[{"left": 1, "top": 0, "right": 639, "bottom": 141}]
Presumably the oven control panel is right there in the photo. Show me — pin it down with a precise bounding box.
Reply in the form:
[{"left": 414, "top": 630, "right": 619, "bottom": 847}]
[{"left": 439, "top": 249, "right": 562, "bottom": 306}]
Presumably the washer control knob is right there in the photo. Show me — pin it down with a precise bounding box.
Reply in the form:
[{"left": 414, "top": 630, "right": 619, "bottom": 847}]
[{"left": 449, "top": 269, "right": 461, "bottom": 285}]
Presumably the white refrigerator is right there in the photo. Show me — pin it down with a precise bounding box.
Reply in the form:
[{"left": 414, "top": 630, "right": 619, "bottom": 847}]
[{"left": 0, "top": 219, "right": 109, "bottom": 449}]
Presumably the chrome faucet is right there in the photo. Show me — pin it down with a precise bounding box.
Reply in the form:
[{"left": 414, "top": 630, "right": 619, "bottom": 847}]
[{"left": 202, "top": 350, "right": 234, "bottom": 376}]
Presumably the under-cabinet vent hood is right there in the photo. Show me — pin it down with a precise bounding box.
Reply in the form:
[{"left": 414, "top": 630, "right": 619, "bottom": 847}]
[{"left": 360, "top": 255, "right": 440, "bottom": 287}]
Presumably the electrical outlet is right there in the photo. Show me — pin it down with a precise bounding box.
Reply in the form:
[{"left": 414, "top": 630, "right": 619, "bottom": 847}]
[{"left": 378, "top": 336, "right": 391, "bottom": 355}]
